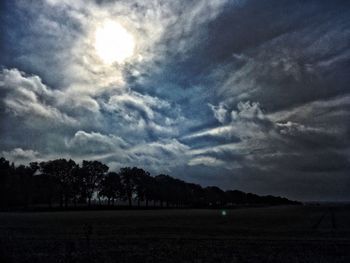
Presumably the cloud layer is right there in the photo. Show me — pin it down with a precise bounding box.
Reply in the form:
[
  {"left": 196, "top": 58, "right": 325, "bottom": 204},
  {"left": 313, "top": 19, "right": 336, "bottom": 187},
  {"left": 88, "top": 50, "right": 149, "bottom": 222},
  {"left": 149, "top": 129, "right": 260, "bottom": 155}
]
[{"left": 1, "top": 0, "right": 350, "bottom": 201}]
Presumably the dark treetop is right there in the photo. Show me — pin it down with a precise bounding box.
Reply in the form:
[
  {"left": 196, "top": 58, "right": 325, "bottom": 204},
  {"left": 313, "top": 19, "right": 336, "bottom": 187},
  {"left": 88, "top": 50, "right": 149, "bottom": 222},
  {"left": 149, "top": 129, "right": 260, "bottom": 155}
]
[{"left": 0, "top": 157, "right": 300, "bottom": 210}]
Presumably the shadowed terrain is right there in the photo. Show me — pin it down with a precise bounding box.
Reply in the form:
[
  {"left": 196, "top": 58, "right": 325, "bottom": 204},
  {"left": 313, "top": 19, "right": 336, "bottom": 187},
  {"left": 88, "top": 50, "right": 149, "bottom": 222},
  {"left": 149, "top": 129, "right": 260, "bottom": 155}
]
[{"left": 1, "top": 205, "right": 350, "bottom": 262}]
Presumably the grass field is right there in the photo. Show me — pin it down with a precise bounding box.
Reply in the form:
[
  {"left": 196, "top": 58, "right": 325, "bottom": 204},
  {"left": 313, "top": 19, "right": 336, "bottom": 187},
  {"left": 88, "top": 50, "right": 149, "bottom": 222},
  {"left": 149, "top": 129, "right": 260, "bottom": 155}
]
[{"left": 1, "top": 205, "right": 350, "bottom": 262}]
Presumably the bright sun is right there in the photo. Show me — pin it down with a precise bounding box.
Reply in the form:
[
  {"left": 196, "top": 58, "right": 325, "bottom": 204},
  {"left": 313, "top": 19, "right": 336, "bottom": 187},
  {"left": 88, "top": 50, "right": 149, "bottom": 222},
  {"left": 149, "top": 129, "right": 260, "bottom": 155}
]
[{"left": 94, "top": 21, "right": 135, "bottom": 64}]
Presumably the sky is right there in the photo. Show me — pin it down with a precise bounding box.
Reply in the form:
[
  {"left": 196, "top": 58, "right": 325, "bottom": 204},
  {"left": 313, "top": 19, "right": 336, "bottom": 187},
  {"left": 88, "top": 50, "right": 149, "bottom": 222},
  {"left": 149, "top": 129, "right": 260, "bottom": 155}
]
[{"left": 0, "top": 0, "right": 349, "bottom": 201}]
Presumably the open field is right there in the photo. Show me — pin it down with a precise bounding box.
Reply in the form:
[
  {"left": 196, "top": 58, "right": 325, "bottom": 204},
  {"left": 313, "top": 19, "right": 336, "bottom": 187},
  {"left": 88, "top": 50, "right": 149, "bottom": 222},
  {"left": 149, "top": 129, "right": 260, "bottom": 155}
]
[{"left": 1, "top": 205, "right": 350, "bottom": 262}]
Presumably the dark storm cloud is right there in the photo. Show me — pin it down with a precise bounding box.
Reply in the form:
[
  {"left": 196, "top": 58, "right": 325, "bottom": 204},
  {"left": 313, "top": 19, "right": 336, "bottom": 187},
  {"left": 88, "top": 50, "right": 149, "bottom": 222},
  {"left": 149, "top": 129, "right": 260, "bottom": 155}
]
[
  {"left": 207, "top": 1, "right": 350, "bottom": 111},
  {"left": 1, "top": 0, "right": 350, "bottom": 201}
]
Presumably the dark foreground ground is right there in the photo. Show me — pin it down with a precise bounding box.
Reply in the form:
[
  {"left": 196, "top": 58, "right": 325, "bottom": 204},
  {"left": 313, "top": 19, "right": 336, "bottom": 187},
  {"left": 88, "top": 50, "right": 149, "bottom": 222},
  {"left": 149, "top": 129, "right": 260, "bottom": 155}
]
[{"left": 0, "top": 205, "right": 350, "bottom": 263}]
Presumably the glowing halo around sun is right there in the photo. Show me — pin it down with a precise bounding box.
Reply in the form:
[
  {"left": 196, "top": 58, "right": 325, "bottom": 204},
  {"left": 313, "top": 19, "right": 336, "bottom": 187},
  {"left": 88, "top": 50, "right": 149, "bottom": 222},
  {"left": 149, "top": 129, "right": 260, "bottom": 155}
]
[{"left": 94, "top": 20, "right": 135, "bottom": 64}]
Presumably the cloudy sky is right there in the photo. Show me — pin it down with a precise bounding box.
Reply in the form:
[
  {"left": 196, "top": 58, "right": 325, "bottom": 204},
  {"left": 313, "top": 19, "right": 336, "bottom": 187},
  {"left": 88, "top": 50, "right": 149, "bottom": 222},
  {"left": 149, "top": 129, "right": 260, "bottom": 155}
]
[{"left": 1, "top": 0, "right": 349, "bottom": 201}]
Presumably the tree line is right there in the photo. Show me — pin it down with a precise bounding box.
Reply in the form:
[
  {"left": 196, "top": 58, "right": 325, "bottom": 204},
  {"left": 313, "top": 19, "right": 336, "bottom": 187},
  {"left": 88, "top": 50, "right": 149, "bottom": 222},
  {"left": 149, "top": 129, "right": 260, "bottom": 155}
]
[{"left": 0, "top": 157, "right": 300, "bottom": 210}]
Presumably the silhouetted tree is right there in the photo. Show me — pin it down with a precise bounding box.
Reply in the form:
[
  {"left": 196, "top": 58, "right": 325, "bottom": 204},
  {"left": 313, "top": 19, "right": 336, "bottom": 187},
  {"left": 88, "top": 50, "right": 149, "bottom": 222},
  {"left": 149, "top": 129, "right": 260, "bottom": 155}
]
[
  {"left": 119, "top": 167, "right": 136, "bottom": 207},
  {"left": 32, "top": 173, "right": 60, "bottom": 207},
  {"left": 246, "top": 193, "right": 260, "bottom": 204},
  {"left": 205, "top": 186, "right": 226, "bottom": 207},
  {"left": 99, "top": 172, "right": 123, "bottom": 205},
  {"left": 81, "top": 160, "right": 109, "bottom": 206},
  {"left": 0, "top": 158, "right": 13, "bottom": 208},
  {"left": 225, "top": 190, "right": 247, "bottom": 205},
  {"left": 70, "top": 164, "right": 85, "bottom": 207},
  {"left": 132, "top": 168, "right": 151, "bottom": 207},
  {"left": 154, "top": 175, "right": 188, "bottom": 207},
  {"left": 142, "top": 175, "right": 158, "bottom": 207},
  {"left": 0, "top": 156, "right": 301, "bottom": 210},
  {"left": 187, "top": 183, "right": 206, "bottom": 207},
  {"left": 154, "top": 174, "right": 172, "bottom": 207},
  {"left": 39, "top": 159, "right": 77, "bottom": 208},
  {"left": 15, "top": 164, "right": 37, "bottom": 207}
]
